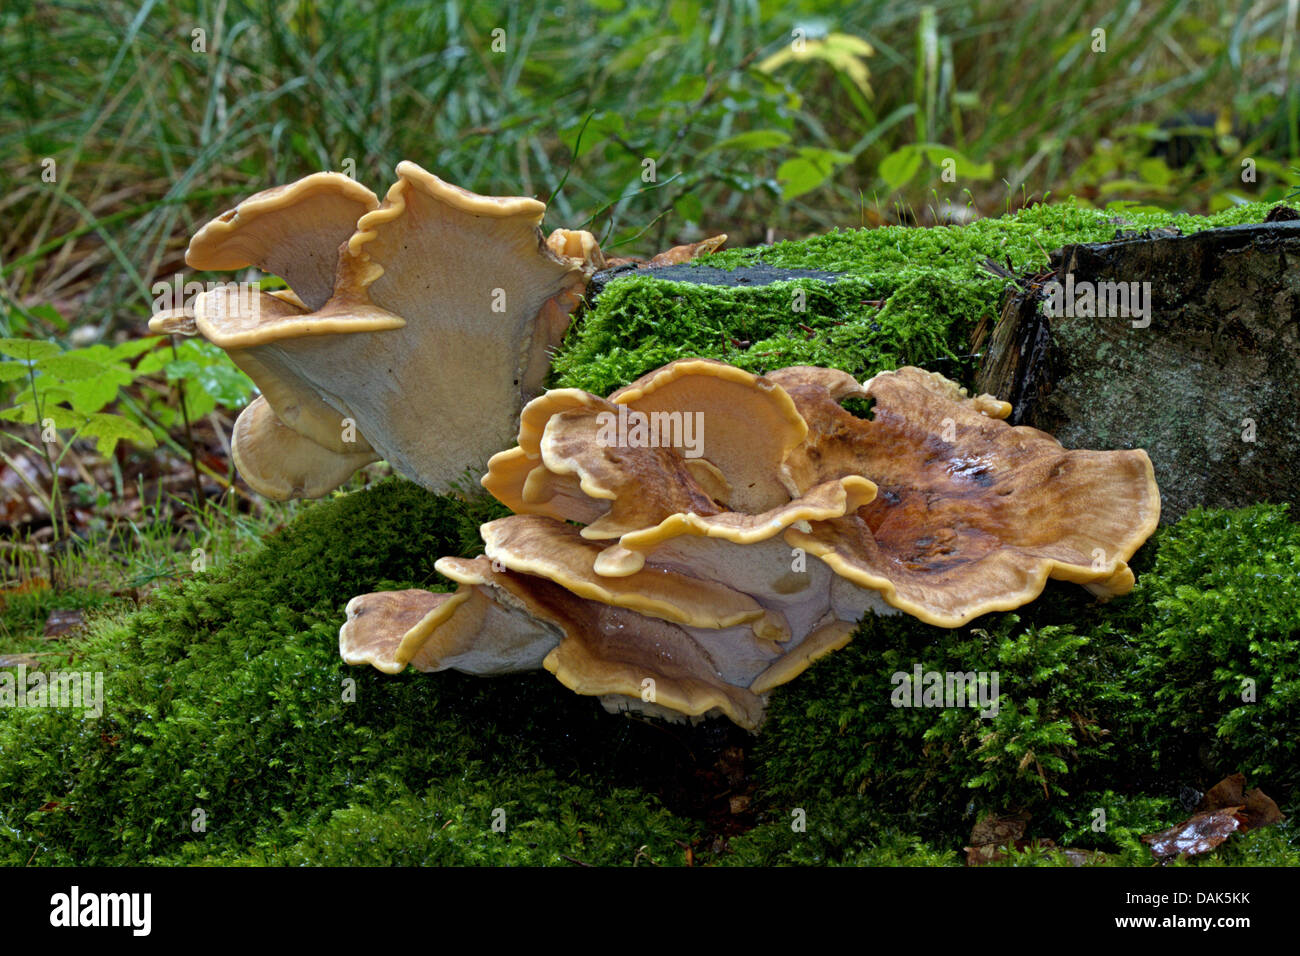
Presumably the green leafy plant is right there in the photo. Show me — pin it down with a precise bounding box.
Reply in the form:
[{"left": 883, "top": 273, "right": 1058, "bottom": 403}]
[
  {"left": 0, "top": 336, "right": 157, "bottom": 538},
  {"left": 878, "top": 142, "right": 994, "bottom": 192},
  {"left": 0, "top": 333, "right": 253, "bottom": 537},
  {"left": 136, "top": 338, "right": 253, "bottom": 430}
]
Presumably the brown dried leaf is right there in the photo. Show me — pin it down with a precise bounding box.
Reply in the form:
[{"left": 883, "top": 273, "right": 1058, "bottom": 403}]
[
  {"left": 1197, "top": 772, "right": 1247, "bottom": 811},
  {"left": 970, "top": 810, "right": 1030, "bottom": 848},
  {"left": 1195, "top": 773, "right": 1284, "bottom": 831},
  {"left": 604, "top": 234, "right": 728, "bottom": 271},
  {"left": 1240, "top": 788, "right": 1285, "bottom": 830},
  {"left": 1142, "top": 808, "right": 1244, "bottom": 860},
  {"left": 966, "top": 810, "right": 1104, "bottom": 866},
  {"left": 644, "top": 234, "right": 728, "bottom": 267}
]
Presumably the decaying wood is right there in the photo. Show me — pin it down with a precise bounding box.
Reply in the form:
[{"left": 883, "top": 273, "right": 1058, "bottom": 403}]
[{"left": 976, "top": 216, "right": 1300, "bottom": 523}]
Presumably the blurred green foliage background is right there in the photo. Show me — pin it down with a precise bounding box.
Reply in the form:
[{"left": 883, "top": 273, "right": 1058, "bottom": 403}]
[{"left": 2, "top": 0, "right": 1297, "bottom": 342}]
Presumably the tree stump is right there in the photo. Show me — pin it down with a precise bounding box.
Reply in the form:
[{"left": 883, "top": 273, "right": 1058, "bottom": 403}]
[{"left": 976, "top": 216, "right": 1300, "bottom": 523}]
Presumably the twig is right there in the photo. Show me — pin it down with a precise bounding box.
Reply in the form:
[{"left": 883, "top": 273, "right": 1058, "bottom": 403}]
[{"left": 167, "top": 336, "right": 205, "bottom": 504}]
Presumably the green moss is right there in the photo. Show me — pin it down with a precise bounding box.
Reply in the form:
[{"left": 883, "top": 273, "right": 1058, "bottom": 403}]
[
  {"left": 553, "top": 199, "right": 1282, "bottom": 397},
  {"left": 551, "top": 272, "right": 991, "bottom": 396},
  {"left": 746, "top": 502, "right": 1299, "bottom": 863},
  {"left": 2, "top": 486, "right": 1294, "bottom": 865},
  {"left": 196, "top": 775, "right": 697, "bottom": 867},
  {"left": 719, "top": 803, "right": 962, "bottom": 867},
  {"left": 702, "top": 200, "right": 1275, "bottom": 275},
  {"left": 1133, "top": 505, "right": 1300, "bottom": 794},
  {"left": 3, "top": 201, "right": 1296, "bottom": 866},
  {"left": 749, "top": 590, "right": 1143, "bottom": 847},
  {"left": 1196, "top": 821, "right": 1300, "bottom": 867},
  {"left": 0, "top": 480, "right": 699, "bottom": 866}
]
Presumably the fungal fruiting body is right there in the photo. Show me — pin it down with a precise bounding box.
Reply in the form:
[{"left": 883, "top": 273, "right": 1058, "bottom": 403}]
[
  {"left": 152, "top": 162, "right": 725, "bottom": 500},
  {"left": 341, "top": 359, "right": 1161, "bottom": 730}
]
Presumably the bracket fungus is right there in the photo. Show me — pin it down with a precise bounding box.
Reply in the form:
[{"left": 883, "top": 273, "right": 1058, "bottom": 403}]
[
  {"left": 153, "top": 163, "right": 616, "bottom": 498},
  {"left": 341, "top": 358, "right": 1160, "bottom": 730}
]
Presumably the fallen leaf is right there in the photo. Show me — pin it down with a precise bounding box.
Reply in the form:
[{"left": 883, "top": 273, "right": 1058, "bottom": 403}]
[
  {"left": 644, "top": 234, "right": 728, "bottom": 267},
  {"left": 1198, "top": 772, "right": 1248, "bottom": 810},
  {"left": 1142, "top": 808, "right": 1244, "bottom": 860},
  {"left": 970, "top": 810, "right": 1029, "bottom": 848},
  {"left": 1240, "top": 788, "right": 1285, "bottom": 830},
  {"left": 1142, "top": 773, "right": 1285, "bottom": 861},
  {"left": 605, "top": 235, "right": 729, "bottom": 270},
  {"left": 965, "top": 810, "right": 1105, "bottom": 865},
  {"left": 1196, "top": 772, "right": 1285, "bottom": 830}
]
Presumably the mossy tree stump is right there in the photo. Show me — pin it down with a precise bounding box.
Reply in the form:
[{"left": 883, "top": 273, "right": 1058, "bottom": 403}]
[{"left": 977, "top": 217, "right": 1300, "bottom": 523}]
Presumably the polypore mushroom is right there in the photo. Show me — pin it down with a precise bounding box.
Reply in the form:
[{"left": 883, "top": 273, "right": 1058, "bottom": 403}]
[
  {"left": 479, "top": 514, "right": 790, "bottom": 640},
  {"left": 153, "top": 163, "right": 600, "bottom": 498},
  {"left": 341, "top": 555, "right": 769, "bottom": 728},
  {"left": 773, "top": 365, "right": 1160, "bottom": 624},
  {"left": 485, "top": 358, "right": 876, "bottom": 575},
  {"left": 341, "top": 358, "right": 1161, "bottom": 729},
  {"left": 156, "top": 165, "right": 729, "bottom": 500}
]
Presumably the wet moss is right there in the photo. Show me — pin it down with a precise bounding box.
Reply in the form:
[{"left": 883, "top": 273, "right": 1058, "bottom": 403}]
[
  {"left": 2, "top": 200, "right": 1295, "bottom": 866},
  {"left": 553, "top": 199, "right": 1281, "bottom": 396}
]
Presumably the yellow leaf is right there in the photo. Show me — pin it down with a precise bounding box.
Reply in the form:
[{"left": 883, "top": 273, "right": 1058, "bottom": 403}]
[{"left": 758, "top": 32, "right": 874, "bottom": 97}]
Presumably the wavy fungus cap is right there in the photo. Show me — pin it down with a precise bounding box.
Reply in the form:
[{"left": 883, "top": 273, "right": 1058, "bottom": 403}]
[
  {"left": 341, "top": 359, "right": 1161, "bottom": 729},
  {"left": 153, "top": 163, "right": 600, "bottom": 498}
]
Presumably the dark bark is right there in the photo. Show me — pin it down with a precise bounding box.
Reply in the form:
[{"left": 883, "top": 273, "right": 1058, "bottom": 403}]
[{"left": 977, "top": 218, "right": 1300, "bottom": 523}]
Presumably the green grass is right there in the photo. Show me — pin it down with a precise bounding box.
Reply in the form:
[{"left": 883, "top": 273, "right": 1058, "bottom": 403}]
[
  {"left": 2, "top": 0, "right": 1296, "bottom": 347},
  {"left": 1, "top": 477, "right": 305, "bottom": 657}
]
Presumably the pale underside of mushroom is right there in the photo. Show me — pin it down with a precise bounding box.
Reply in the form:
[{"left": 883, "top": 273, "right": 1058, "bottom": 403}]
[
  {"left": 341, "top": 358, "right": 1161, "bottom": 730},
  {"left": 149, "top": 163, "right": 598, "bottom": 499},
  {"left": 153, "top": 164, "right": 727, "bottom": 501}
]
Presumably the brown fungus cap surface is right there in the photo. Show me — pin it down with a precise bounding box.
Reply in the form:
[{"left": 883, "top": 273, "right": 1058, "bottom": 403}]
[
  {"left": 608, "top": 358, "right": 808, "bottom": 512},
  {"left": 341, "top": 356, "right": 1161, "bottom": 730},
  {"left": 780, "top": 365, "right": 1161, "bottom": 626}
]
